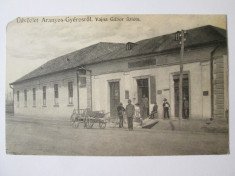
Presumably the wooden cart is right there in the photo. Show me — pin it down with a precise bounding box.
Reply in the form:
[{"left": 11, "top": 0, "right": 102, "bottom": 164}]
[{"left": 70, "top": 109, "right": 108, "bottom": 129}]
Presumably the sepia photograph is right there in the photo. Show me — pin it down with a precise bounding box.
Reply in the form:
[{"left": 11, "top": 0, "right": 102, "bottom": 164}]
[{"left": 6, "top": 14, "right": 229, "bottom": 156}]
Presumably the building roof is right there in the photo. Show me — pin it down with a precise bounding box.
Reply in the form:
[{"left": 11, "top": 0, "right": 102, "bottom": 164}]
[
  {"left": 91, "top": 25, "right": 227, "bottom": 63},
  {"left": 11, "top": 25, "right": 226, "bottom": 85},
  {"left": 11, "top": 42, "right": 125, "bottom": 84}
]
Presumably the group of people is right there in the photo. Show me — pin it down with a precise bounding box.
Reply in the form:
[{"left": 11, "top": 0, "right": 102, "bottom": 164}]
[
  {"left": 116, "top": 97, "right": 189, "bottom": 130},
  {"left": 117, "top": 99, "right": 135, "bottom": 130},
  {"left": 162, "top": 97, "right": 190, "bottom": 119}
]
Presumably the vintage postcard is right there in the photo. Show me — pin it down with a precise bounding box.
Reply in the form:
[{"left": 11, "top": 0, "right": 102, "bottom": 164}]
[{"left": 6, "top": 14, "right": 229, "bottom": 156}]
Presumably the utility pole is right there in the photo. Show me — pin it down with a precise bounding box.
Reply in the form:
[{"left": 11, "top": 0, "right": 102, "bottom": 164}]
[{"left": 175, "top": 30, "right": 186, "bottom": 129}]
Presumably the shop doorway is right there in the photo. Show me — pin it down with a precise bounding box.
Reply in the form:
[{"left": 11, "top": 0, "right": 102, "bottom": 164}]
[
  {"left": 174, "top": 74, "right": 190, "bottom": 118},
  {"left": 137, "top": 78, "right": 149, "bottom": 116},
  {"left": 109, "top": 82, "right": 120, "bottom": 117}
]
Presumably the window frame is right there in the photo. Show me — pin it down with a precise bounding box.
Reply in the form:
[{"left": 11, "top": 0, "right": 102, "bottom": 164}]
[
  {"left": 43, "top": 86, "right": 46, "bottom": 106},
  {"left": 33, "top": 88, "right": 36, "bottom": 106},
  {"left": 80, "top": 77, "right": 87, "bottom": 87},
  {"left": 68, "top": 82, "right": 73, "bottom": 105},
  {"left": 54, "top": 84, "right": 59, "bottom": 105},
  {"left": 24, "top": 89, "right": 27, "bottom": 107},
  {"left": 17, "top": 90, "right": 20, "bottom": 107}
]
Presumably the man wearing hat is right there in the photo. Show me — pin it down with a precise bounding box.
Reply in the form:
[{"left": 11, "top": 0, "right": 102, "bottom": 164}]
[{"left": 163, "top": 98, "right": 170, "bottom": 119}]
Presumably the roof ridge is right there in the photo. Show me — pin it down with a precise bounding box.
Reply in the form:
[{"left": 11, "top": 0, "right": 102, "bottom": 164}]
[
  {"left": 136, "top": 25, "right": 224, "bottom": 42},
  {"left": 36, "top": 42, "right": 125, "bottom": 67},
  {"left": 207, "top": 25, "right": 227, "bottom": 39}
]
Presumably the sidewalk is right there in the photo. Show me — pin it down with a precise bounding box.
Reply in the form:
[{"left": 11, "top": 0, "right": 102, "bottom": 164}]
[{"left": 142, "top": 117, "right": 229, "bottom": 133}]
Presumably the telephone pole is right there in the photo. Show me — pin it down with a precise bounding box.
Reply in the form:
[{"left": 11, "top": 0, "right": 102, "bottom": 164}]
[{"left": 175, "top": 30, "right": 186, "bottom": 129}]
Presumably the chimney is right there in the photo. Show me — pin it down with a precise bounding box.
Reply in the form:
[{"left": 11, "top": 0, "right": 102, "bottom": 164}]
[{"left": 126, "top": 42, "right": 136, "bottom": 50}]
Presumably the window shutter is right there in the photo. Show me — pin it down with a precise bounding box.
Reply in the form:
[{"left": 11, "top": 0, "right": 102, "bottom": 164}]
[{"left": 150, "top": 76, "right": 156, "bottom": 104}]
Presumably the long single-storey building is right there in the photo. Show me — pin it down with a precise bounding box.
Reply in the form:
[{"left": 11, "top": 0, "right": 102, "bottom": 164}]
[{"left": 10, "top": 25, "right": 228, "bottom": 120}]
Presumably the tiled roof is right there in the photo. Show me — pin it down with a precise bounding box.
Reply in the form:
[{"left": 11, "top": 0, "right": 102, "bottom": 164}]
[
  {"left": 91, "top": 25, "right": 226, "bottom": 63},
  {"left": 11, "top": 42, "right": 125, "bottom": 84},
  {"left": 11, "top": 25, "right": 226, "bottom": 85}
]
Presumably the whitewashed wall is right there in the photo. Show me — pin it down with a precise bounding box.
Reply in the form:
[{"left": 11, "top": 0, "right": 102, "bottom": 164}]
[
  {"left": 13, "top": 69, "right": 78, "bottom": 119},
  {"left": 91, "top": 60, "right": 212, "bottom": 119}
]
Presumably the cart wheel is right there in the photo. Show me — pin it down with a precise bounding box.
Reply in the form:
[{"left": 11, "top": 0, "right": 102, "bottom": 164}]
[
  {"left": 72, "top": 118, "right": 79, "bottom": 128},
  {"left": 99, "top": 121, "right": 106, "bottom": 129}
]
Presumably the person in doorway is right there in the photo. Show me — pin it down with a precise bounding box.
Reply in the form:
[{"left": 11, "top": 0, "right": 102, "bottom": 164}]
[
  {"left": 135, "top": 103, "right": 143, "bottom": 126},
  {"left": 150, "top": 102, "right": 158, "bottom": 119},
  {"left": 117, "top": 102, "right": 125, "bottom": 128},
  {"left": 183, "top": 97, "right": 189, "bottom": 119},
  {"left": 141, "top": 94, "right": 149, "bottom": 119},
  {"left": 135, "top": 103, "right": 141, "bottom": 122},
  {"left": 126, "top": 99, "right": 135, "bottom": 130},
  {"left": 163, "top": 98, "right": 170, "bottom": 119}
]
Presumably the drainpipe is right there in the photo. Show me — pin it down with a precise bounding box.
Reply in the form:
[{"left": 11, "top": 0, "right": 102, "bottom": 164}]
[
  {"left": 210, "top": 44, "right": 220, "bottom": 120},
  {"left": 9, "top": 84, "right": 14, "bottom": 114}
]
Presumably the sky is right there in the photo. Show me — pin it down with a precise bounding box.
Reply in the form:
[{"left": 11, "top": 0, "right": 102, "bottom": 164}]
[{"left": 6, "top": 14, "right": 226, "bottom": 95}]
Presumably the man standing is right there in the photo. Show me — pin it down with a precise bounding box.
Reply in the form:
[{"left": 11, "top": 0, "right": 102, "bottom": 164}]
[
  {"left": 150, "top": 102, "right": 158, "bottom": 119},
  {"left": 141, "top": 95, "right": 149, "bottom": 119},
  {"left": 117, "top": 102, "right": 125, "bottom": 128},
  {"left": 163, "top": 98, "right": 170, "bottom": 119},
  {"left": 126, "top": 99, "right": 135, "bottom": 130}
]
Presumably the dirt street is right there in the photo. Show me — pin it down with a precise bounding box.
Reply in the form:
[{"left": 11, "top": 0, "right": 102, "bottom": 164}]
[{"left": 5, "top": 114, "right": 229, "bottom": 156}]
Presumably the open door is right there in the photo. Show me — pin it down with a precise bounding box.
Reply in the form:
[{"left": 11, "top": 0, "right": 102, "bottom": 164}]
[
  {"left": 137, "top": 78, "right": 149, "bottom": 116},
  {"left": 173, "top": 74, "right": 189, "bottom": 118}
]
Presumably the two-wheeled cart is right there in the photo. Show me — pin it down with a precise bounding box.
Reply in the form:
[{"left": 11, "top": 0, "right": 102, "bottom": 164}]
[{"left": 70, "top": 109, "right": 108, "bottom": 129}]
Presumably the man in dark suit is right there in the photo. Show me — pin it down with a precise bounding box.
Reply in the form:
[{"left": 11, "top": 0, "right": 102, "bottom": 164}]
[
  {"left": 150, "top": 102, "right": 158, "bottom": 119},
  {"left": 163, "top": 98, "right": 170, "bottom": 119},
  {"left": 126, "top": 99, "right": 135, "bottom": 130},
  {"left": 117, "top": 102, "right": 125, "bottom": 128}
]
